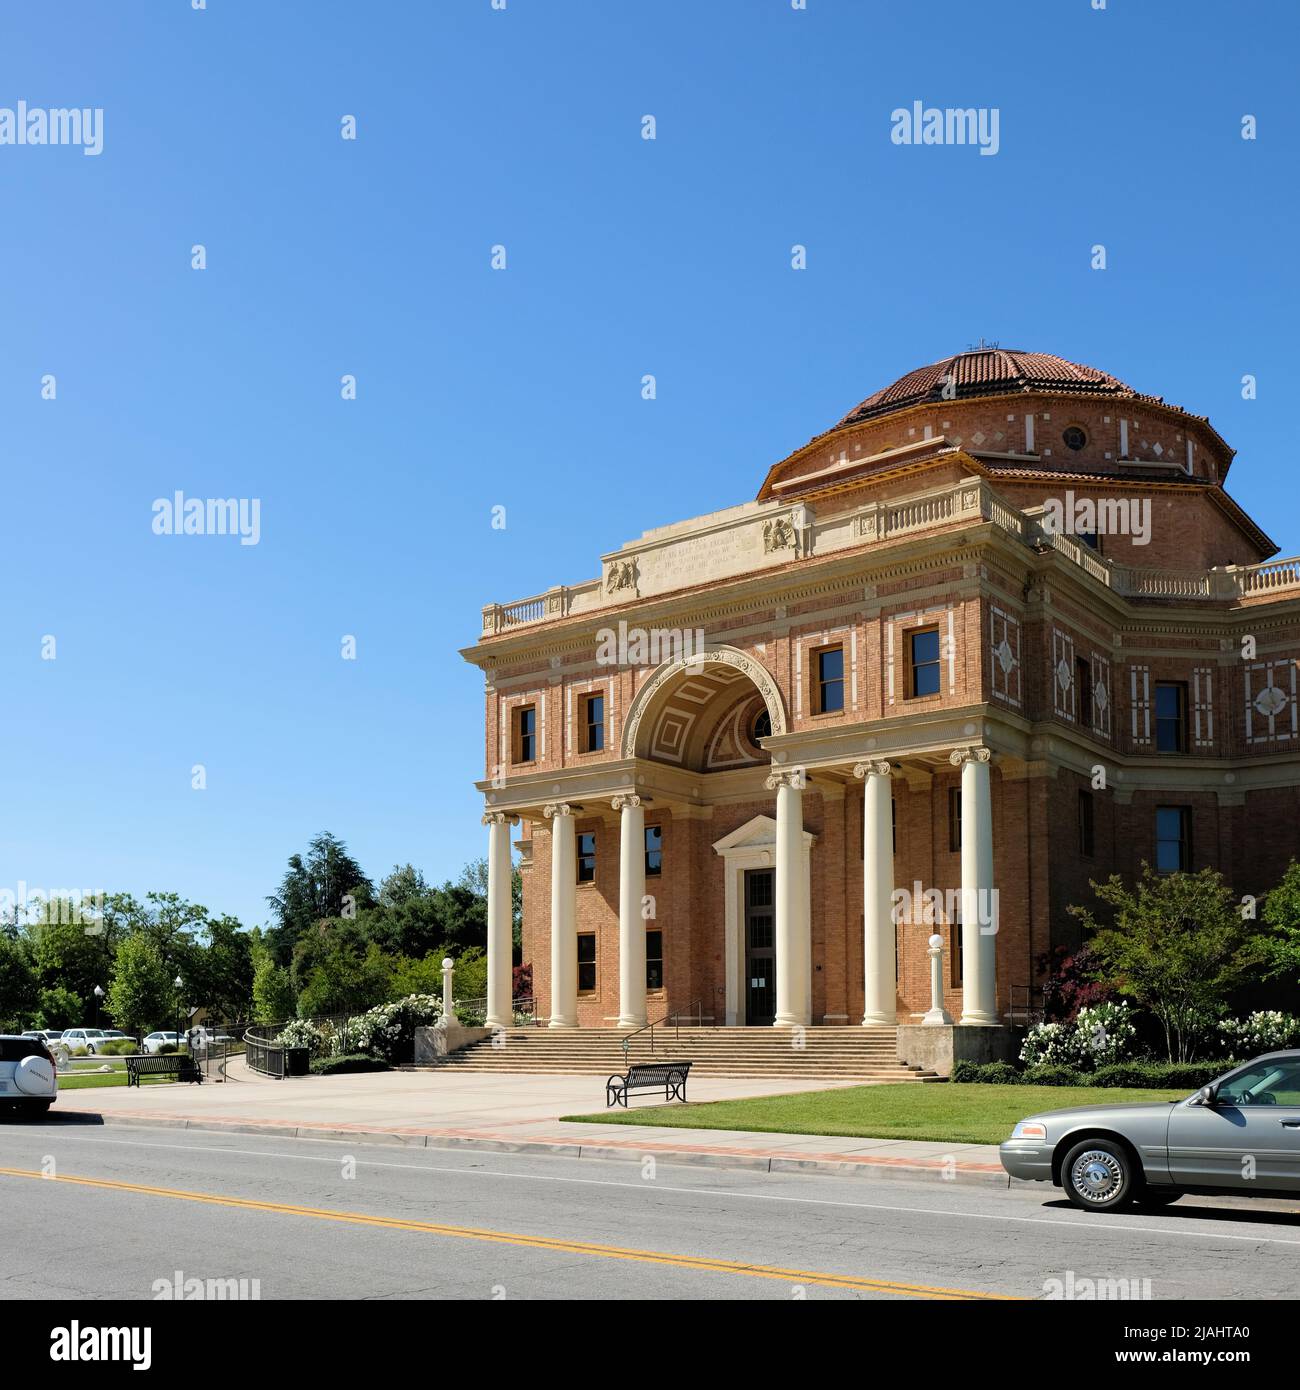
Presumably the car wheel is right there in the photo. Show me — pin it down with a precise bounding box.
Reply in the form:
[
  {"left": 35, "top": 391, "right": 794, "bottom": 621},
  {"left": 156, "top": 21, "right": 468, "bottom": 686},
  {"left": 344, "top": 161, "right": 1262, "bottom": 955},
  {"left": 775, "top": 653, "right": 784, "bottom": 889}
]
[
  {"left": 1062, "top": 1139, "right": 1140, "bottom": 1212},
  {"left": 86, "top": 1045, "right": 95, "bottom": 1055}
]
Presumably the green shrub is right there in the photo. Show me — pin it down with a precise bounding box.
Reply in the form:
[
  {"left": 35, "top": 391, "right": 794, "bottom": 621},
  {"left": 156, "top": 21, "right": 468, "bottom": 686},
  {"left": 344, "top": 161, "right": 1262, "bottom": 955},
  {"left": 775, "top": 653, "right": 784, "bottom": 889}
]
[
  {"left": 1022, "top": 1064, "right": 1083, "bottom": 1087},
  {"left": 309, "top": 1053, "right": 392, "bottom": 1076},
  {"left": 950, "top": 1060, "right": 1022, "bottom": 1084},
  {"left": 1090, "top": 1060, "right": 1229, "bottom": 1090},
  {"left": 98, "top": 1040, "right": 137, "bottom": 1056}
]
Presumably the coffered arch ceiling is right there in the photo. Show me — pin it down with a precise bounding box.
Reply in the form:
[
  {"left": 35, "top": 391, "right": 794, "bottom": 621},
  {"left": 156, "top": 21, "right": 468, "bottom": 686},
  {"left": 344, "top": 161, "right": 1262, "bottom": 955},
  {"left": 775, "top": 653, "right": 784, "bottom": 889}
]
[{"left": 620, "top": 645, "right": 787, "bottom": 771}]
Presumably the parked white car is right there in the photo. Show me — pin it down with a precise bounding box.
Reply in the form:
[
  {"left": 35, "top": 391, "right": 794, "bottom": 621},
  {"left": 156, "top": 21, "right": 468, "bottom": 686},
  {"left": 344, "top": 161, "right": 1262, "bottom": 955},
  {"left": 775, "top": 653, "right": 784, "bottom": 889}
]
[
  {"left": 0, "top": 1035, "right": 58, "bottom": 1117},
  {"left": 142, "top": 1032, "right": 183, "bottom": 1054},
  {"left": 61, "top": 1028, "right": 112, "bottom": 1054}
]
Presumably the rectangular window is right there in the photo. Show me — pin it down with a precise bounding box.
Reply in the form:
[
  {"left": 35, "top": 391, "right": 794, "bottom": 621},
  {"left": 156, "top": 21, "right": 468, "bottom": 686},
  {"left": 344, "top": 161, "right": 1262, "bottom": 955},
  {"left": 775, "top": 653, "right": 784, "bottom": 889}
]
[
  {"left": 577, "top": 831, "right": 596, "bottom": 883},
  {"left": 1077, "top": 657, "right": 1092, "bottom": 728},
  {"left": 515, "top": 705, "right": 536, "bottom": 764},
  {"left": 1155, "top": 682, "right": 1187, "bottom": 753},
  {"left": 581, "top": 692, "right": 605, "bottom": 753},
  {"left": 644, "top": 824, "right": 662, "bottom": 876},
  {"left": 1078, "top": 531, "right": 1100, "bottom": 552},
  {"left": 814, "top": 646, "right": 844, "bottom": 713},
  {"left": 646, "top": 930, "right": 663, "bottom": 991},
  {"left": 948, "top": 787, "right": 962, "bottom": 852},
  {"left": 1155, "top": 806, "right": 1191, "bottom": 873},
  {"left": 1078, "top": 790, "right": 1095, "bottom": 857},
  {"left": 909, "top": 627, "right": 942, "bottom": 698},
  {"left": 952, "top": 916, "right": 964, "bottom": 986},
  {"left": 577, "top": 933, "right": 596, "bottom": 992}
]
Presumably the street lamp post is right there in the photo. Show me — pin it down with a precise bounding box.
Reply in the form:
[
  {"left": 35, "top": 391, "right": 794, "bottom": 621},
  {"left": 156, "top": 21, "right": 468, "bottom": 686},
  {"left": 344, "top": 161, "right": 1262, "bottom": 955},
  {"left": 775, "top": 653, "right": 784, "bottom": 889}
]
[
  {"left": 173, "top": 975, "right": 184, "bottom": 1052},
  {"left": 92, "top": 984, "right": 104, "bottom": 1030}
]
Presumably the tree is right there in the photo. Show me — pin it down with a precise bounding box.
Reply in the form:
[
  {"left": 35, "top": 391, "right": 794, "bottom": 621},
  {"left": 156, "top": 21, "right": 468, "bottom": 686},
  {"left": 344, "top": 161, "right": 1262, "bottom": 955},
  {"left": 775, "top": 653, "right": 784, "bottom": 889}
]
[
  {"left": 0, "top": 934, "right": 38, "bottom": 1029},
  {"left": 108, "top": 934, "right": 177, "bottom": 1039},
  {"left": 190, "top": 915, "right": 254, "bottom": 1021},
  {"left": 25, "top": 913, "right": 114, "bottom": 1022},
  {"left": 1072, "top": 865, "right": 1267, "bottom": 1062},
  {"left": 1261, "top": 860, "right": 1300, "bottom": 983},
  {"left": 35, "top": 986, "right": 83, "bottom": 1030},
  {"left": 295, "top": 940, "right": 391, "bottom": 1017},
  {"left": 266, "top": 833, "right": 373, "bottom": 965},
  {"left": 251, "top": 954, "right": 296, "bottom": 1024}
]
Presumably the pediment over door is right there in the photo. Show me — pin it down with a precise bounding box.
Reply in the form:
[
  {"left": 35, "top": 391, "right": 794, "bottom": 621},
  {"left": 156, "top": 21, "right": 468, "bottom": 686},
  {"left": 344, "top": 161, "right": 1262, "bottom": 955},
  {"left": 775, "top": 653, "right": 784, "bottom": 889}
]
[{"left": 712, "top": 814, "right": 816, "bottom": 856}]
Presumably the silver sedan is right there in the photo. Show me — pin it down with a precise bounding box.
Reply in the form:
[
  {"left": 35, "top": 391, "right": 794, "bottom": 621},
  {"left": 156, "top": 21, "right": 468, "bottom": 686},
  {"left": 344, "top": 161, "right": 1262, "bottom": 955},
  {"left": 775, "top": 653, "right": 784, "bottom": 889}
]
[{"left": 1000, "top": 1050, "right": 1300, "bottom": 1211}]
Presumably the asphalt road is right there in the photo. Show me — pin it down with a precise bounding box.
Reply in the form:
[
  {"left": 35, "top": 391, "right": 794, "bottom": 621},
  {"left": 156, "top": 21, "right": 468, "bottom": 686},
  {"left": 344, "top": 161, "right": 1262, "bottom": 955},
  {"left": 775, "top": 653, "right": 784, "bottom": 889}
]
[{"left": 2, "top": 1116, "right": 1298, "bottom": 1300}]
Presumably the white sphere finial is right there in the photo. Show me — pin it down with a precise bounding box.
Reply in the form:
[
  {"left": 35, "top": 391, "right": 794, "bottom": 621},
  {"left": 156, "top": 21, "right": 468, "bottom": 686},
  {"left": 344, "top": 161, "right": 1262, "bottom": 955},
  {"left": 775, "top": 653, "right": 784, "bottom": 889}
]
[{"left": 928, "top": 933, "right": 943, "bottom": 949}]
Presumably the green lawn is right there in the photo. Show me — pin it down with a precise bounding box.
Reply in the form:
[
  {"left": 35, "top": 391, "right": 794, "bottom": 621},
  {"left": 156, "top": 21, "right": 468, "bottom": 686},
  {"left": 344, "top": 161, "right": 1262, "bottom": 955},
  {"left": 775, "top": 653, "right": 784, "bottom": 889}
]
[
  {"left": 56, "top": 1071, "right": 169, "bottom": 1090},
  {"left": 562, "top": 1083, "right": 1190, "bottom": 1146}
]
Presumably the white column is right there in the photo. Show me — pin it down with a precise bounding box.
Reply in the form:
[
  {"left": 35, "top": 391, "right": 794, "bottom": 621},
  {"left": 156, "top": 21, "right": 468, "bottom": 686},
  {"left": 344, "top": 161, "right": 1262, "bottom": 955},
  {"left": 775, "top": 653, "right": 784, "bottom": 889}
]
[
  {"left": 612, "top": 793, "right": 647, "bottom": 1029},
  {"left": 482, "top": 811, "right": 516, "bottom": 1029},
  {"left": 544, "top": 802, "right": 578, "bottom": 1027},
  {"left": 854, "top": 760, "right": 896, "bottom": 1026},
  {"left": 923, "top": 932, "right": 954, "bottom": 1025},
  {"left": 766, "top": 767, "right": 810, "bottom": 1028},
  {"left": 950, "top": 746, "right": 998, "bottom": 1025},
  {"left": 440, "top": 956, "right": 458, "bottom": 1025}
]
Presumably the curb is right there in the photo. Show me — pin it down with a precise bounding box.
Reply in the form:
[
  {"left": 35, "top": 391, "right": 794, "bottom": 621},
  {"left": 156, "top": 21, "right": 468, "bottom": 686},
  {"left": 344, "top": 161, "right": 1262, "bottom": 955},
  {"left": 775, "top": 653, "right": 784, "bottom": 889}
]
[{"left": 57, "top": 1110, "right": 1016, "bottom": 1188}]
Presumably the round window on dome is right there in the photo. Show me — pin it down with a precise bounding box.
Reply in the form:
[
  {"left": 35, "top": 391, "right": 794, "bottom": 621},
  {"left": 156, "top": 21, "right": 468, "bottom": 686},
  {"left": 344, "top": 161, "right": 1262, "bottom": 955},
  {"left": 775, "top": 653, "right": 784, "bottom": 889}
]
[
  {"left": 1063, "top": 426, "right": 1087, "bottom": 452},
  {"left": 751, "top": 709, "right": 772, "bottom": 745}
]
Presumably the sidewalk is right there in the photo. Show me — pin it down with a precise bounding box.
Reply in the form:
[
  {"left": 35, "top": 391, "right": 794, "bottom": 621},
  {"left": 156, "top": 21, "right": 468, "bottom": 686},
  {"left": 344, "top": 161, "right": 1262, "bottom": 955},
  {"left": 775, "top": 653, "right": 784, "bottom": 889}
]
[{"left": 51, "top": 1064, "right": 1012, "bottom": 1189}]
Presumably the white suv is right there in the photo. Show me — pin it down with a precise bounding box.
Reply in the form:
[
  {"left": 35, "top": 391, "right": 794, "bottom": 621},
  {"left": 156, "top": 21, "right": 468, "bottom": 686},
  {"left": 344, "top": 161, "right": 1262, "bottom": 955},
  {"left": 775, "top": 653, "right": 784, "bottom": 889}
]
[
  {"left": 61, "top": 1028, "right": 110, "bottom": 1054},
  {"left": 0, "top": 1036, "right": 58, "bottom": 1117}
]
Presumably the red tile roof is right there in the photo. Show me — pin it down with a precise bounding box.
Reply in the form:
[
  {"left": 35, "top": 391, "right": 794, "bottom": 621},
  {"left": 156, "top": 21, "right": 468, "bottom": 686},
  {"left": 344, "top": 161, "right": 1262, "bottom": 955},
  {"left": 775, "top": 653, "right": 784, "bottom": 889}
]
[{"left": 836, "top": 349, "right": 1158, "bottom": 427}]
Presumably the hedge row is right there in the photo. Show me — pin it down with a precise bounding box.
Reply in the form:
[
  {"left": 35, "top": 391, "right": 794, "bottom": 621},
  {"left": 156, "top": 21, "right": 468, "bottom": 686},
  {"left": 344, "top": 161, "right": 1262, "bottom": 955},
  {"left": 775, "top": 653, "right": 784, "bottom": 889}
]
[
  {"left": 950, "top": 1059, "right": 1234, "bottom": 1089},
  {"left": 308, "top": 1053, "right": 393, "bottom": 1076}
]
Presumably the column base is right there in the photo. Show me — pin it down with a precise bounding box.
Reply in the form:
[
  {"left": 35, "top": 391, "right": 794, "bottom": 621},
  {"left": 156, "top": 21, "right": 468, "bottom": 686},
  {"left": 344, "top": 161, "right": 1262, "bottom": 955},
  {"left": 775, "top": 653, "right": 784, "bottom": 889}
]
[
  {"left": 617, "top": 1015, "right": 646, "bottom": 1030},
  {"left": 772, "top": 1014, "right": 810, "bottom": 1028},
  {"left": 861, "top": 1011, "right": 896, "bottom": 1027},
  {"left": 957, "top": 1010, "right": 1000, "bottom": 1027},
  {"left": 548, "top": 1017, "right": 577, "bottom": 1029},
  {"left": 922, "top": 1007, "right": 955, "bottom": 1027},
  {"left": 485, "top": 1014, "right": 511, "bottom": 1030}
]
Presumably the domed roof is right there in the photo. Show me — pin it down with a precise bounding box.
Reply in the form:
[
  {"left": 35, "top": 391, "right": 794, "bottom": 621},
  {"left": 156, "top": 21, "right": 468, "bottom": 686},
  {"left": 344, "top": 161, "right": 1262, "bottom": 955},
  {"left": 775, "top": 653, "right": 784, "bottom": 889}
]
[{"left": 836, "top": 349, "right": 1150, "bottom": 429}]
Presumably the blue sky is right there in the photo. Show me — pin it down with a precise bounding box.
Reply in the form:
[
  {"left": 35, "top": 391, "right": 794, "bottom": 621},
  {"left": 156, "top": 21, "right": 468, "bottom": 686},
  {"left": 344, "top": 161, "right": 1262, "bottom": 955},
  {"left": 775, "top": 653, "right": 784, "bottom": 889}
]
[{"left": 1, "top": 0, "right": 1295, "bottom": 932}]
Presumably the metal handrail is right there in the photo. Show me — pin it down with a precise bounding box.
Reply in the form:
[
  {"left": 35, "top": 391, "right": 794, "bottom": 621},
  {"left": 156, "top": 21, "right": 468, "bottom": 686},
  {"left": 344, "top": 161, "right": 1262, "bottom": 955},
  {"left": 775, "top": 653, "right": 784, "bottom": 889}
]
[{"left": 620, "top": 1000, "right": 703, "bottom": 1062}]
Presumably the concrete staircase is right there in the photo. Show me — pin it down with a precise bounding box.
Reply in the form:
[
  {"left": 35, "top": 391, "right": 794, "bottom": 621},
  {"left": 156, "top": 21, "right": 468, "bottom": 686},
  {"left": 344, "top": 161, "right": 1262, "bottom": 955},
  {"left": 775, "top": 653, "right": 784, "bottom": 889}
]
[{"left": 424, "top": 1025, "right": 941, "bottom": 1083}]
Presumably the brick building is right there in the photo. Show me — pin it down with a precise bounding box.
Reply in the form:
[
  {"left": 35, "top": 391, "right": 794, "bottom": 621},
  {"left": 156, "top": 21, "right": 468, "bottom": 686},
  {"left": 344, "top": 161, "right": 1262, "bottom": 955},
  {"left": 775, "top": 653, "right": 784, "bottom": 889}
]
[{"left": 463, "top": 349, "right": 1300, "bottom": 1038}]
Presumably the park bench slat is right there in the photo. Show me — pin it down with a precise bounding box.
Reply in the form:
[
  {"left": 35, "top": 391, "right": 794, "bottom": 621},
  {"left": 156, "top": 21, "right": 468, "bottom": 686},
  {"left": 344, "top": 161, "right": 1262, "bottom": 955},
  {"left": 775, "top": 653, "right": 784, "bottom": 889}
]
[{"left": 606, "top": 1060, "right": 691, "bottom": 1108}]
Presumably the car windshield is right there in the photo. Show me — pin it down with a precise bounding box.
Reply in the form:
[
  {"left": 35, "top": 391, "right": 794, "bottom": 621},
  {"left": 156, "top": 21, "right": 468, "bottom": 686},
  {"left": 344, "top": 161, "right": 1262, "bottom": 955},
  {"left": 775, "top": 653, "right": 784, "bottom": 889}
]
[{"left": 1217, "top": 1059, "right": 1300, "bottom": 1106}]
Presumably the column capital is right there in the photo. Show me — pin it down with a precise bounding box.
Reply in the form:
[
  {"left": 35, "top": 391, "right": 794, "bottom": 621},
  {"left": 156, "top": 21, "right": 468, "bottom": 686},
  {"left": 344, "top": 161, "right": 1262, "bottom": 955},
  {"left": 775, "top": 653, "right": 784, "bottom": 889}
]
[
  {"left": 481, "top": 810, "right": 519, "bottom": 827},
  {"left": 765, "top": 766, "right": 806, "bottom": 792},
  {"left": 948, "top": 745, "right": 993, "bottom": 767},
  {"left": 610, "top": 793, "right": 643, "bottom": 812},
  {"left": 543, "top": 801, "right": 575, "bottom": 819},
  {"left": 853, "top": 759, "right": 892, "bottom": 780}
]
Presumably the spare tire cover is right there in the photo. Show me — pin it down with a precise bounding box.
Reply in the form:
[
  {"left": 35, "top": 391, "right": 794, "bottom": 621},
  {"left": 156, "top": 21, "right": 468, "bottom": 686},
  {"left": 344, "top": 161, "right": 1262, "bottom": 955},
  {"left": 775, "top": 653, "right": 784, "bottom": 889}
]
[{"left": 14, "top": 1054, "right": 56, "bottom": 1096}]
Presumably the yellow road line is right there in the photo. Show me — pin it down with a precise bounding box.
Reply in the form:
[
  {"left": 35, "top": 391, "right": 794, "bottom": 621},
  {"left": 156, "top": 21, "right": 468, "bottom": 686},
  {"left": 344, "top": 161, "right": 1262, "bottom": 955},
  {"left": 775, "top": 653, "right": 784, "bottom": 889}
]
[{"left": 0, "top": 1165, "right": 1015, "bottom": 1299}]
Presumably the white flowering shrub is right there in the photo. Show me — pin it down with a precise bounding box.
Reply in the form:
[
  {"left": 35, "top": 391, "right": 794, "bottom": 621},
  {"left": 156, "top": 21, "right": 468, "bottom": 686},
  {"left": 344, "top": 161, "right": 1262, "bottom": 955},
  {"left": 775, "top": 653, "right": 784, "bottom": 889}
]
[
  {"left": 347, "top": 994, "right": 442, "bottom": 1062},
  {"left": 275, "top": 1018, "right": 331, "bottom": 1058},
  {"left": 1218, "top": 1011, "right": 1300, "bottom": 1058},
  {"left": 1020, "top": 1022, "right": 1084, "bottom": 1068},
  {"left": 1021, "top": 1002, "right": 1137, "bottom": 1071},
  {"left": 1074, "top": 1001, "right": 1137, "bottom": 1067}
]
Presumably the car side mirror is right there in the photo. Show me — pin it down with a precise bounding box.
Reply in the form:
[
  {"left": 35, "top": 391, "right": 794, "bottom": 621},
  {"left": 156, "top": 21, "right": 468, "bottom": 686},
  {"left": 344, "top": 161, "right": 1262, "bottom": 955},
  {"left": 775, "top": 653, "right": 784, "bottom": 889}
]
[{"left": 1191, "top": 1085, "right": 1216, "bottom": 1107}]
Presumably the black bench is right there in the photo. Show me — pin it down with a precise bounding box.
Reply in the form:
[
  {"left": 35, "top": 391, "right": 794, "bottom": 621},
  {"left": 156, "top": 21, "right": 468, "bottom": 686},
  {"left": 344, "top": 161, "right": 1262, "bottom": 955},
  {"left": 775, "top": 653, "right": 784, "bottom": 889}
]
[
  {"left": 125, "top": 1053, "right": 203, "bottom": 1087},
  {"left": 606, "top": 1061, "right": 692, "bottom": 1108}
]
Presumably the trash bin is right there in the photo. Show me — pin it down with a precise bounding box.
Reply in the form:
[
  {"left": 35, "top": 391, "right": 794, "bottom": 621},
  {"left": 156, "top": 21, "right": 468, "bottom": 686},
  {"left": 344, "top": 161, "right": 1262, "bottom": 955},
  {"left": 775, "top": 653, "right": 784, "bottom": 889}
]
[{"left": 285, "top": 1046, "right": 310, "bottom": 1077}]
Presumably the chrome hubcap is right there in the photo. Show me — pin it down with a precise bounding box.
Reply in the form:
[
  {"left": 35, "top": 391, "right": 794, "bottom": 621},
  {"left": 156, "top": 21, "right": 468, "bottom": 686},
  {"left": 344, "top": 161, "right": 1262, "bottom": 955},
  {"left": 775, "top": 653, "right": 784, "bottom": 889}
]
[{"left": 1071, "top": 1149, "right": 1123, "bottom": 1202}]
